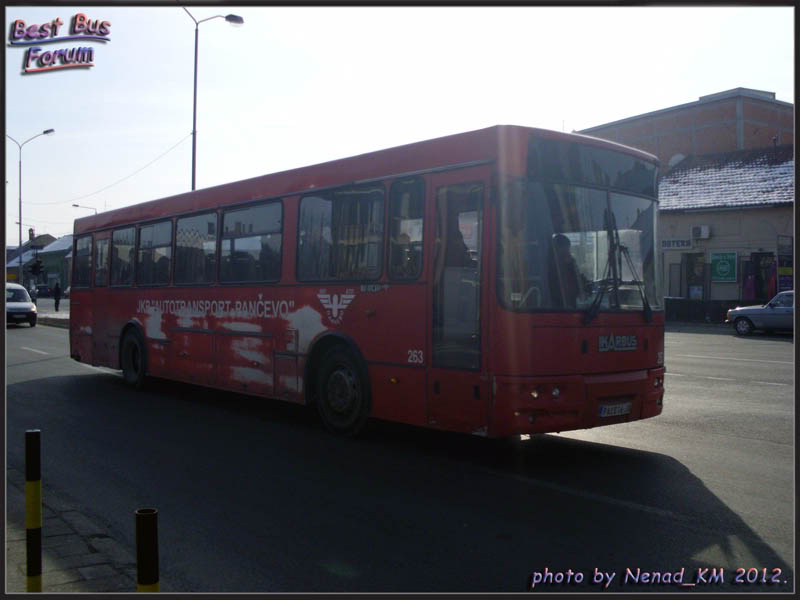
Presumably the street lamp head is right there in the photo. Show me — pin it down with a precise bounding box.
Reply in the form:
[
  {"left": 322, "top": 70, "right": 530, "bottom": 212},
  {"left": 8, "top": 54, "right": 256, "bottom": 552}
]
[
  {"left": 43, "top": 129, "right": 55, "bottom": 136},
  {"left": 225, "top": 14, "right": 244, "bottom": 25}
]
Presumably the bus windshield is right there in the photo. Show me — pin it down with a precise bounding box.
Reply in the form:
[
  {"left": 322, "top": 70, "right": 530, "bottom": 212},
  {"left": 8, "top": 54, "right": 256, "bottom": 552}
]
[{"left": 497, "top": 178, "right": 662, "bottom": 313}]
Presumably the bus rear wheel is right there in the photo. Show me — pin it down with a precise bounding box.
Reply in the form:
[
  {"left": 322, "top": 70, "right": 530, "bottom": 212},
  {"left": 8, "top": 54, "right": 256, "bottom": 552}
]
[
  {"left": 121, "top": 329, "right": 146, "bottom": 388},
  {"left": 316, "top": 346, "right": 370, "bottom": 437}
]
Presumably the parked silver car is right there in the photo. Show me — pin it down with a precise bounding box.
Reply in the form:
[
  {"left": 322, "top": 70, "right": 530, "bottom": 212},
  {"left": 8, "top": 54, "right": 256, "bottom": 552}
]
[
  {"left": 6, "top": 282, "right": 38, "bottom": 327},
  {"left": 725, "top": 290, "right": 793, "bottom": 335}
]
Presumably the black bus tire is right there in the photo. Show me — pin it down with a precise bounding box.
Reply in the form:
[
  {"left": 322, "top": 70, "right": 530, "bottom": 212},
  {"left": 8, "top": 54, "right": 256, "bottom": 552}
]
[
  {"left": 121, "top": 329, "right": 147, "bottom": 389},
  {"left": 316, "top": 346, "right": 371, "bottom": 437}
]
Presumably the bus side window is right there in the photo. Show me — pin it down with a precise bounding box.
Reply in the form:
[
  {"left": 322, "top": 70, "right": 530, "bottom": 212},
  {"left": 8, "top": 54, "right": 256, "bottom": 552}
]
[
  {"left": 298, "top": 185, "right": 384, "bottom": 281},
  {"left": 111, "top": 227, "right": 135, "bottom": 286},
  {"left": 389, "top": 177, "right": 424, "bottom": 280},
  {"left": 175, "top": 212, "right": 217, "bottom": 284},
  {"left": 94, "top": 238, "right": 109, "bottom": 287},
  {"left": 221, "top": 201, "right": 282, "bottom": 283},
  {"left": 298, "top": 196, "right": 333, "bottom": 281},
  {"left": 137, "top": 220, "right": 172, "bottom": 286},
  {"left": 73, "top": 235, "right": 93, "bottom": 287}
]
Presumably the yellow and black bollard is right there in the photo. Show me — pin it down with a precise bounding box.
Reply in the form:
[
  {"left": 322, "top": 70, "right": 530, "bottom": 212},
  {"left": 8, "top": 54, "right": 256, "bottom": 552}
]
[
  {"left": 25, "top": 429, "right": 43, "bottom": 592},
  {"left": 135, "top": 508, "right": 159, "bottom": 592}
]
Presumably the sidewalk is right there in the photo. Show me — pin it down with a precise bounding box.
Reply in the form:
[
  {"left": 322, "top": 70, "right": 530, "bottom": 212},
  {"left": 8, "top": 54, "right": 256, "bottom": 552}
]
[
  {"left": 5, "top": 467, "right": 137, "bottom": 592},
  {"left": 35, "top": 308, "right": 69, "bottom": 329}
]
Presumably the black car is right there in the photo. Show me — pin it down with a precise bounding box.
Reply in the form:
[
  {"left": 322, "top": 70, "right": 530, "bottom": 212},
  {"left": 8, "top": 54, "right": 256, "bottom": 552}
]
[{"left": 36, "top": 284, "right": 52, "bottom": 297}]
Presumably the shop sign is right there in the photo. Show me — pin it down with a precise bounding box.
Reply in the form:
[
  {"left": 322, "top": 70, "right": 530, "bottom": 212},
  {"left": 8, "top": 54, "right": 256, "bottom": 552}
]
[
  {"left": 711, "top": 252, "right": 737, "bottom": 282},
  {"left": 661, "top": 239, "right": 692, "bottom": 250}
]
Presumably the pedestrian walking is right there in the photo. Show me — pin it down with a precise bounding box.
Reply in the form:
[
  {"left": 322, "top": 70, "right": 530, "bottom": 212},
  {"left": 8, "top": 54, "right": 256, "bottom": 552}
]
[{"left": 53, "top": 281, "right": 62, "bottom": 312}]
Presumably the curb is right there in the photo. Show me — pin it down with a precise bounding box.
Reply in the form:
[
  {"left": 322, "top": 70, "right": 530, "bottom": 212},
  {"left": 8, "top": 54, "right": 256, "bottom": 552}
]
[{"left": 36, "top": 316, "right": 69, "bottom": 329}]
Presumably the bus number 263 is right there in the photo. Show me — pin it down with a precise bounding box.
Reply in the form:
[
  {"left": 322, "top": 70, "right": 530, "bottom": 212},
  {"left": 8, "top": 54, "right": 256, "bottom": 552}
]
[{"left": 407, "top": 350, "right": 424, "bottom": 364}]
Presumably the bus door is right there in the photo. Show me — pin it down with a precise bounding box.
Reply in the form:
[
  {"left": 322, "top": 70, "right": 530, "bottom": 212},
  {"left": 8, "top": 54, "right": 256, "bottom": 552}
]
[
  {"left": 427, "top": 170, "right": 491, "bottom": 434},
  {"left": 70, "top": 234, "right": 94, "bottom": 365},
  {"left": 91, "top": 232, "right": 112, "bottom": 366}
]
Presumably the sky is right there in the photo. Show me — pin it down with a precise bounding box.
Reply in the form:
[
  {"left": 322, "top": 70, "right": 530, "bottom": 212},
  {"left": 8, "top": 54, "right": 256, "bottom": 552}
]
[{"left": 4, "top": 5, "right": 795, "bottom": 247}]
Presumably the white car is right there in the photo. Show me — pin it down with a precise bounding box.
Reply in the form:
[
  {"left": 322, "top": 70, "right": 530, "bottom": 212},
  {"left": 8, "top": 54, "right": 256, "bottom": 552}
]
[{"left": 6, "top": 282, "right": 38, "bottom": 327}]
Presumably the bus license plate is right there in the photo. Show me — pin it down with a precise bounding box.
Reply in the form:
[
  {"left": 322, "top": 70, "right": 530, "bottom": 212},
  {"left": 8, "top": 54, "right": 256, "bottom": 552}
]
[{"left": 599, "top": 401, "right": 632, "bottom": 418}]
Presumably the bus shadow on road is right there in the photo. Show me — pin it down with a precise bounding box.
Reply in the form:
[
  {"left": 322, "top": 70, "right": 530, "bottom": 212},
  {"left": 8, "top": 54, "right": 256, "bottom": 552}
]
[
  {"left": 9, "top": 372, "right": 793, "bottom": 593},
  {"left": 358, "top": 422, "right": 794, "bottom": 592}
]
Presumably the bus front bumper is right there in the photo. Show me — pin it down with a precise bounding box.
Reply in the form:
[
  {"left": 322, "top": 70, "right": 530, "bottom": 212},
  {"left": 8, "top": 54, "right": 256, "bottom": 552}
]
[{"left": 491, "top": 368, "right": 665, "bottom": 438}]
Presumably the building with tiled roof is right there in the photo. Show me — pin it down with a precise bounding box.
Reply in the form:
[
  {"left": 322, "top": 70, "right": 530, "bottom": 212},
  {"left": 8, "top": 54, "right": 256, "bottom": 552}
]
[
  {"left": 659, "top": 145, "right": 793, "bottom": 211},
  {"left": 580, "top": 88, "right": 794, "bottom": 320},
  {"left": 658, "top": 144, "right": 793, "bottom": 311}
]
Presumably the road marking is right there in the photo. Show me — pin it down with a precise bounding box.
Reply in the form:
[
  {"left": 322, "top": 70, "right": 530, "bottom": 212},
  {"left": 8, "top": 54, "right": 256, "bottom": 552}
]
[
  {"left": 21, "top": 347, "right": 49, "bottom": 355},
  {"left": 677, "top": 354, "right": 793, "bottom": 365},
  {"left": 667, "top": 372, "right": 788, "bottom": 387}
]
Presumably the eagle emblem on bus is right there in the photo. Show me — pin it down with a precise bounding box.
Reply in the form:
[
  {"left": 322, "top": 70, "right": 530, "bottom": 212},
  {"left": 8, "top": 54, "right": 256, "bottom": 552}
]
[{"left": 317, "top": 291, "right": 356, "bottom": 325}]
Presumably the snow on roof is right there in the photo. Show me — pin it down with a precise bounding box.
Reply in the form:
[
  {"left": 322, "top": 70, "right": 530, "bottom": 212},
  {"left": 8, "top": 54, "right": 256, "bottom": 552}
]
[
  {"left": 40, "top": 234, "right": 73, "bottom": 254},
  {"left": 659, "top": 145, "right": 794, "bottom": 211},
  {"left": 6, "top": 249, "right": 36, "bottom": 268}
]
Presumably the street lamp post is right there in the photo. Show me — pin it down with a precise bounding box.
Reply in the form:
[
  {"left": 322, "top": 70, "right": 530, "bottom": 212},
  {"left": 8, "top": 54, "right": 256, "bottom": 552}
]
[
  {"left": 6, "top": 129, "right": 55, "bottom": 284},
  {"left": 182, "top": 7, "right": 243, "bottom": 191},
  {"left": 72, "top": 204, "right": 98, "bottom": 215}
]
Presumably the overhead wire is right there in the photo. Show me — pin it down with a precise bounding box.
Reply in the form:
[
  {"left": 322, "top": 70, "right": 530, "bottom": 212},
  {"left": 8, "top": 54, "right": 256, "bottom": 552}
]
[{"left": 26, "top": 132, "right": 192, "bottom": 207}]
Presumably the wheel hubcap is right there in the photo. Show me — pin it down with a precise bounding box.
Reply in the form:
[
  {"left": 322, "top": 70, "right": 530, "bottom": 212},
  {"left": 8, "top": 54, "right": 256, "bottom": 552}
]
[{"left": 327, "top": 367, "right": 358, "bottom": 414}]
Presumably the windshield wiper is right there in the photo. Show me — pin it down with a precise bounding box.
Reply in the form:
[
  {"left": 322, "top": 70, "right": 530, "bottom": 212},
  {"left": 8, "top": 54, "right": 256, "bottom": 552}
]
[
  {"left": 619, "top": 244, "right": 653, "bottom": 323},
  {"left": 584, "top": 260, "right": 616, "bottom": 325},
  {"left": 604, "top": 203, "right": 622, "bottom": 309},
  {"left": 601, "top": 198, "right": 652, "bottom": 323}
]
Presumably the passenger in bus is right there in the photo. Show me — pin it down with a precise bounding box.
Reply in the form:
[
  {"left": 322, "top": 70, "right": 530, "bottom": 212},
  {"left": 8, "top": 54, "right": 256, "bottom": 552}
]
[
  {"left": 156, "top": 255, "right": 170, "bottom": 284},
  {"left": 390, "top": 233, "right": 418, "bottom": 278},
  {"left": 443, "top": 213, "right": 473, "bottom": 268},
  {"left": 123, "top": 248, "right": 135, "bottom": 283},
  {"left": 259, "top": 242, "right": 280, "bottom": 280},
  {"left": 299, "top": 228, "right": 332, "bottom": 279},
  {"left": 548, "top": 233, "right": 587, "bottom": 308}
]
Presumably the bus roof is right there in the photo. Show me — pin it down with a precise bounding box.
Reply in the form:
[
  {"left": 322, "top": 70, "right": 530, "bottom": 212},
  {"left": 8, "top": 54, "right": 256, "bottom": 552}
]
[{"left": 73, "top": 125, "right": 658, "bottom": 235}]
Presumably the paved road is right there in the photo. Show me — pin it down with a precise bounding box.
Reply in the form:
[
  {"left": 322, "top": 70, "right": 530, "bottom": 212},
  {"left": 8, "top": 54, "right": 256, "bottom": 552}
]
[{"left": 6, "top": 324, "right": 794, "bottom": 592}]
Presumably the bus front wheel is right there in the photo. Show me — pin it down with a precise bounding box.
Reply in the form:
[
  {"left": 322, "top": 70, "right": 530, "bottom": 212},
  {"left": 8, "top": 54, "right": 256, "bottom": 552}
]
[
  {"left": 316, "top": 346, "right": 371, "bottom": 437},
  {"left": 121, "top": 329, "right": 147, "bottom": 388}
]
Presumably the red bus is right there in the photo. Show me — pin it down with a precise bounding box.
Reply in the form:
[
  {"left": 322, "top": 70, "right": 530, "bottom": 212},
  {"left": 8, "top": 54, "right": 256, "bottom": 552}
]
[{"left": 70, "top": 125, "right": 664, "bottom": 438}]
